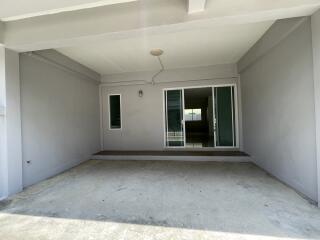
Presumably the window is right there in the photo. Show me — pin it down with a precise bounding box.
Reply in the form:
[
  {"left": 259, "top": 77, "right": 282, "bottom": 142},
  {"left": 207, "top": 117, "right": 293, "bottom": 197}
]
[
  {"left": 185, "top": 109, "right": 201, "bottom": 121},
  {"left": 109, "top": 95, "right": 121, "bottom": 129}
]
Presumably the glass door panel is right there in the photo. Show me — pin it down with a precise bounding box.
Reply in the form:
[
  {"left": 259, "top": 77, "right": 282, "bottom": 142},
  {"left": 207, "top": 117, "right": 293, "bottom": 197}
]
[
  {"left": 165, "top": 89, "right": 185, "bottom": 147},
  {"left": 214, "top": 86, "right": 236, "bottom": 147}
]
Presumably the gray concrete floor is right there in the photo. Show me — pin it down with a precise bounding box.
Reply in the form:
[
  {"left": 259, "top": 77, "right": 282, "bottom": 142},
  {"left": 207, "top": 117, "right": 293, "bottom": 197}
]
[{"left": 0, "top": 160, "right": 320, "bottom": 240}]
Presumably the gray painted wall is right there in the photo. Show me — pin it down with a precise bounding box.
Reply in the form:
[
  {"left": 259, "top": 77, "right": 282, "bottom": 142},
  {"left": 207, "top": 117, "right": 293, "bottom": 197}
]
[
  {"left": 101, "top": 64, "right": 242, "bottom": 150},
  {"left": 239, "top": 18, "right": 318, "bottom": 201},
  {"left": 0, "top": 47, "right": 22, "bottom": 199},
  {"left": 0, "top": 47, "right": 7, "bottom": 199},
  {"left": 311, "top": 9, "right": 320, "bottom": 205},
  {"left": 20, "top": 50, "right": 100, "bottom": 187},
  {"left": 5, "top": 49, "right": 22, "bottom": 195}
]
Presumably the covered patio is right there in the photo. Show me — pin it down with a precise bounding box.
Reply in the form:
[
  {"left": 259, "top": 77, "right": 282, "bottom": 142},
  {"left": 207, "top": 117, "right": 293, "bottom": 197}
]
[{"left": 1, "top": 1, "right": 320, "bottom": 239}]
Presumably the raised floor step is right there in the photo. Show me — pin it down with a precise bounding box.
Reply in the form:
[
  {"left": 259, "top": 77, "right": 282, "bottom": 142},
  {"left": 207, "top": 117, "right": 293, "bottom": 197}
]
[{"left": 93, "top": 150, "right": 250, "bottom": 162}]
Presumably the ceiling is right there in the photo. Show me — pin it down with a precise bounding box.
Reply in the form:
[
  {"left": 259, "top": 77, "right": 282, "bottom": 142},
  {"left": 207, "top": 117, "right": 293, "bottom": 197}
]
[
  {"left": 57, "top": 20, "right": 273, "bottom": 75},
  {"left": 0, "top": 0, "right": 135, "bottom": 21},
  {"left": 2, "top": 0, "right": 320, "bottom": 21},
  {"left": 2, "top": 0, "right": 319, "bottom": 76}
]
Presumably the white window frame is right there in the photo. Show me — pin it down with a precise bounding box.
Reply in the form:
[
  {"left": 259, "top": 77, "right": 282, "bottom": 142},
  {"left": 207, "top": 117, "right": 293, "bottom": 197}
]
[
  {"left": 162, "top": 84, "right": 239, "bottom": 149},
  {"left": 108, "top": 94, "right": 122, "bottom": 130},
  {"left": 163, "top": 88, "right": 186, "bottom": 148}
]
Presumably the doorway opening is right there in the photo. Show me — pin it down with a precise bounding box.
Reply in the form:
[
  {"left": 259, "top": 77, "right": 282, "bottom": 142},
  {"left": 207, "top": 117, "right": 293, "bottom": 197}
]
[
  {"left": 164, "top": 85, "right": 238, "bottom": 148},
  {"left": 184, "top": 87, "right": 214, "bottom": 147}
]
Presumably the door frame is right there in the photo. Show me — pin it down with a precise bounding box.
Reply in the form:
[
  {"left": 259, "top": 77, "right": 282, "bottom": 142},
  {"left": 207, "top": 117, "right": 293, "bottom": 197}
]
[
  {"left": 163, "top": 88, "right": 186, "bottom": 148},
  {"left": 163, "top": 83, "right": 239, "bottom": 149},
  {"left": 213, "top": 85, "right": 239, "bottom": 148}
]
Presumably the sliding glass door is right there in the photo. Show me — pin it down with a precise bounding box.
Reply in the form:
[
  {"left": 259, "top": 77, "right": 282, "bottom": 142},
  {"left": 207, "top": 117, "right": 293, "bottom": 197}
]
[
  {"left": 213, "top": 86, "right": 237, "bottom": 147},
  {"left": 164, "top": 89, "right": 185, "bottom": 147},
  {"left": 164, "top": 85, "right": 238, "bottom": 148}
]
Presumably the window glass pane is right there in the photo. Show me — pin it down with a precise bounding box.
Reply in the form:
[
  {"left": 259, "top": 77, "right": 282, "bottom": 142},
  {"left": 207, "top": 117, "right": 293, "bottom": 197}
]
[
  {"left": 184, "top": 109, "right": 193, "bottom": 121},
  {"left": 193, "top": 109, "right": 202, "bottom": 121},
  {"left": 165, "top": 90, "right": 184, "bottom": 146},
  {"left": 215, "top": 87, "right": 234, "bottom": 146},
  {"left": 184, "top": 109, "right": 201, "bottom": 121},
  {"left": 109, "top": 95, "right": 121, "bottom": 129}
]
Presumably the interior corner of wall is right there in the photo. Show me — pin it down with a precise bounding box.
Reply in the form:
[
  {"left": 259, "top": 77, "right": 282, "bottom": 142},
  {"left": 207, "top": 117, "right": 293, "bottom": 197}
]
[
  {"left": 236, "top": 62, "right": 241, "bottom": 75},
  {"left": 311, "top": 8, "right": 320, "bottom": 206},
  {"left": 0, "top": 21, "right": 4, "bottom": 45}
]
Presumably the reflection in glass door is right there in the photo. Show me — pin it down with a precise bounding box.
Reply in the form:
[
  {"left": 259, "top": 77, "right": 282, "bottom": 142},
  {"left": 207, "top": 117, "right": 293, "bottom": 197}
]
[
  {"left": 213, "top": 86, "right": 236, "bottom": 147},
  {"left": 164, "top": 89, "right": 185, "bottom": 147}
]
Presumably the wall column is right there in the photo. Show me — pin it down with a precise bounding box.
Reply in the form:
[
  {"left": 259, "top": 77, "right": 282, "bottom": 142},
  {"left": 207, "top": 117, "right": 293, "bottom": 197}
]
[
  {"left": 0, "top": 46, "right": 22, "bottom": 200},
  {"left": 312, "top": 10, "right": 320, "bottom": 205},
  {"left": 0, "top": 21, "right": 4, "bottom": 45}
]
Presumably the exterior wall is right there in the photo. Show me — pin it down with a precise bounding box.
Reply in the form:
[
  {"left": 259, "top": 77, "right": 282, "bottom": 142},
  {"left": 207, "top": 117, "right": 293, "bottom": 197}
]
[
  {"left": 0, "top": 47, "right": 6, "bottom": 199},
  {"left": 238, "top": 18, "right": 318, "bottom": 201},
  {"left": 20, "top": 50, "right": 101, "bottom": 187},
  {"left": 311, "top": 9, "right": 320, "bottom": 205},
  {"left": 5, "top": 49, "right": 22, "bottom": 195},
  {"left": 0, "top": 47, "right": 22, "bottom": 199},
  {"left": 100, "top": 64, "right": 242, "bottom": 150}
]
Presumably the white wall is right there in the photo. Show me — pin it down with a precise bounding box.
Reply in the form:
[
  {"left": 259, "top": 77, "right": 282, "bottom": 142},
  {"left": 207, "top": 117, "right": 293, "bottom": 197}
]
[
  {"left": 5, "top": 49, "right": 22, "bottom": 195},
  {"left": 0, "top": 47, "right": 7, "bottom": 199},
  {"left": 0, "top": 47, "right": 22, "bottom": 199},
  {"left": 20, "top": 50, "right": 100, "bottom": 187},
  {"left": 101, "top": 64, "right": 242, "bottom": 150},
  {"left": 311, "top": 9, "right": 320, "bottom": 204},
  {"left": 238, "top": 18, "right": 318, "bottom": 201}
]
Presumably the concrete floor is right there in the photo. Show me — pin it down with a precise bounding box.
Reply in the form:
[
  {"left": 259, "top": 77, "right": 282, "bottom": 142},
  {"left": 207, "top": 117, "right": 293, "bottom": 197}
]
[{"left": 0, "top": 160, "right": 320, "bottom": 240}]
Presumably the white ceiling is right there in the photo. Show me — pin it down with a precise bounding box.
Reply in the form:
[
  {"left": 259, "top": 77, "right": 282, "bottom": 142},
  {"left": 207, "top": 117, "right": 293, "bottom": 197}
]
[
  {"left": 2, "top": 0, "right": 320, "bottom": 21},
  {"left": 3, "top": 0, "right": 319, "bottom": 75},
  {"left": 0, "top": 0, "right": 136, "bottom": 21},
  {"left": 57, "top": 21, "right": 273, "bottom": 75}
]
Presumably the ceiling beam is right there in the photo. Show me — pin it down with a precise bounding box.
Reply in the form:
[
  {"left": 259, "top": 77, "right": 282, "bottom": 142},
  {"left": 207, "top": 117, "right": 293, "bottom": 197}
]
[
  {"left": 0, "top": 0, "right": 137, "bottom": 21},
  {"left": 3, "top": 0, "right": 320, "bottom": 52},
  {"left": 188, "top": 0, "right": 206, "bottom": 14}
]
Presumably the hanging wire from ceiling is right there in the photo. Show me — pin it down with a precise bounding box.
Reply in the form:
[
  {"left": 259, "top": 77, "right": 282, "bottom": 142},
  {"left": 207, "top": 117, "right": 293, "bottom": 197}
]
[
  {"left": 151, "top": 56, "right": 164, "bottom": 85},
  {"left": 150, "top": 49, "right": 164, "bottom": 85}
]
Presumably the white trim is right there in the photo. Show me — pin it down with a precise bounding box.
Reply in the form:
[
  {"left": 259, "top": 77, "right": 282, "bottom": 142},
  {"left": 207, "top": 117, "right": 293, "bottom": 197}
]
[
  {"left": 234, "top": 84, "right": 240, "bottom": 148},
  {"left": 212, "top": 87, "right": 217, "bottom": 148},
  {"left": 100, "top": 77, "right": 239, "bottom": 87},
  {"left": 231, "top": 86, "right": 235, "bottom": 146},
  {"left": 108, "top": 94, "right": 122, "bottom": 130},
  {"left": 182, "top": 88, "right": 186, "bottom": 147},
  {"left": 215, "top": 87, "right": 220, "bottom": 146},
  {"left": 163, "top": 88, "right": 185, "bottom": 149},
  {"left": 163, "top": 90, "right": 167, "bottom": 148},
  {"left": 163, "top": 83, "right": 239, "bottom": 149},
  {"left": 164, "top": 83, "right": 236, "bottom": 91},
  {"left": 213, "top": 85, "right": 239, "bottom": 149},
  {"left": 164, "top": 89, "right": 169, "bottom": 148},
  {"left": 99, "top": 85, "right": 104, "bottom": 150}
]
